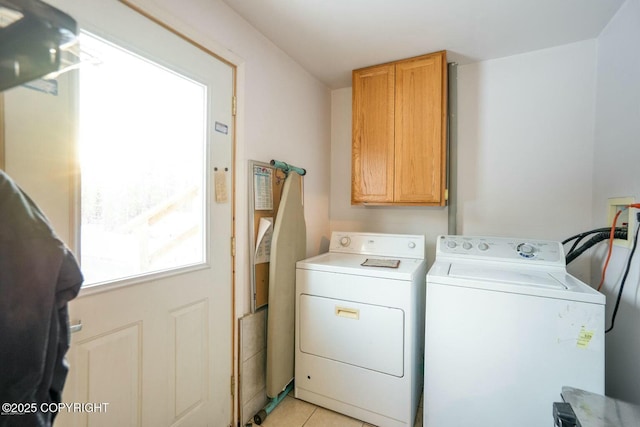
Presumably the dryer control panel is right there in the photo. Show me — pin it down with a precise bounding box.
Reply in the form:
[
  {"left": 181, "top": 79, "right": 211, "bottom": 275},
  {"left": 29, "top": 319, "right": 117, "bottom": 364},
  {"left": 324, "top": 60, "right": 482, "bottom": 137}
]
[
  {"left": 437, "top": 235, "right": 565, "bottom": 266},
  {"left": 329, "top": 232, "right": 425, "bottom": 259}
]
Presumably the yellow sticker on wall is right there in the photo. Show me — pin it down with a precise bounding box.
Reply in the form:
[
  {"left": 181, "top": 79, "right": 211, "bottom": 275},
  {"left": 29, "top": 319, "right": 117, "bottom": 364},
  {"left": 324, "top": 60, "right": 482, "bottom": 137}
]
[{"left": 577, "top": 326, "right": 594, "bottom": 349}]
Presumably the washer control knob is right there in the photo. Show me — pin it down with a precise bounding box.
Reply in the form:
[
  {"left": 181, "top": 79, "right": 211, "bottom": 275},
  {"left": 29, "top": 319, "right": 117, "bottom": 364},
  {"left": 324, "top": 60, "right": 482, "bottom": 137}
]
[
  {"left": 446, "top": 240, "right": 457, "bottom": 249},
  {"left": 478, "top": 242, "right": 489, "bottom": 251},
  {"left": 517, "top": 243, "right": 536, "bottom": 258},
  {"left": 463, "top": 242, "right": 472, "bottom": 250},
  {"left": 408, "top": 241, "right": 416, "bottom": 249},
  {"left": 520, "top": 244, "right": 533, "bottom": 253},
  {"left": 339, "top": 236, "right": 351, "bottom": 247}
]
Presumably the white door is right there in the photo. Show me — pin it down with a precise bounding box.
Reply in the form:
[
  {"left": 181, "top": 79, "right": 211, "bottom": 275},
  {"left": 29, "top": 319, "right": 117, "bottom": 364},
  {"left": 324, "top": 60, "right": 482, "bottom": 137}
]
[{"left": 45, "top": 1, "right": 235, "bottom": 426}]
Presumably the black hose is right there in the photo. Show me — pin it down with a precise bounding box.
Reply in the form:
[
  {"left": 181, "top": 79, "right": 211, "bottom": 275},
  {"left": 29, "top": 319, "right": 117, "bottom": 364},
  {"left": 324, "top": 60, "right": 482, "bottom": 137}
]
[
  {"left": 562, "top": 227, "right": 618, "bottom": 244},
  {"left": 565, "top": 230, "right": 628, "bottom": 264},
  {"left": 564, "top": 227, "right": 625, "bottom": 254}
]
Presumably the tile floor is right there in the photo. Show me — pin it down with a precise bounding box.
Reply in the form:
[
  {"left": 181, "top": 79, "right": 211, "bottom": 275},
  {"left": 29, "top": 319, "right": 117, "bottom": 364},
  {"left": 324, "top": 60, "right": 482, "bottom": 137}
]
[{"left": 249, "top": 393, "right": 423, "bottom": 427}]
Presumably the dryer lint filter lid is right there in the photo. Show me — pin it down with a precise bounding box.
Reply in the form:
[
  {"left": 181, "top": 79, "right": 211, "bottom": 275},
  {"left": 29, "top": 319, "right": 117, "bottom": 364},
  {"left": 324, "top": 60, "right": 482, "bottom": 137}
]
[{"left": 361, "top": 258, "right": 400, "bottom": 268}]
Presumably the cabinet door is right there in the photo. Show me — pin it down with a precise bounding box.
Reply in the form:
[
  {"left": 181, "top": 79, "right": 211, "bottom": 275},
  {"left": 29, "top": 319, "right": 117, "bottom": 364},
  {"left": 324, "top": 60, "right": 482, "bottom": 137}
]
[
  {"left": 394, "top": 52, "right": 446, "bottom": 205},
  {"left": 351, "top": 64, "right": 395, "bottom": 204}
]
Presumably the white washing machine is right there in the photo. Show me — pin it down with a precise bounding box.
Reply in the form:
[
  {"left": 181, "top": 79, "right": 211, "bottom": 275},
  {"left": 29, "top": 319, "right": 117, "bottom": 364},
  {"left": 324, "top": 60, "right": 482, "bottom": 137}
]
[
  {"left": 295, "top": 232, "right": 427, "bottom": 427},
  {"left": 424, "top": 235, "right": 605, "bottom": 427}
]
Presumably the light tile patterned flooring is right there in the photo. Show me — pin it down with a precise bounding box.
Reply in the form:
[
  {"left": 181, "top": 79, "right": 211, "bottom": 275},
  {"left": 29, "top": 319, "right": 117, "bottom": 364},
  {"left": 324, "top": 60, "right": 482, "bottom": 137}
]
[{"left": 253, "top": 393, "right": 423, "bottom": 427}]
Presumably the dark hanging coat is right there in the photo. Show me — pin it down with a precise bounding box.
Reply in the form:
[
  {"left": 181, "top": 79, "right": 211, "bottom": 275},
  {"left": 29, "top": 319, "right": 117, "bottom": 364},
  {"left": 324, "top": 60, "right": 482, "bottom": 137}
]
[{"left": 0, "top": 170, "right": 83, "bottom": 426}]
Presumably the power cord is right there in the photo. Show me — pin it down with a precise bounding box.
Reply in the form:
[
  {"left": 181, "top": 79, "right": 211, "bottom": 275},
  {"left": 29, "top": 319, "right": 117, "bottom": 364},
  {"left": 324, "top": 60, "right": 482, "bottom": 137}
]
[{"left": 605, "top": 213, "right": 640, "bottom": 333}]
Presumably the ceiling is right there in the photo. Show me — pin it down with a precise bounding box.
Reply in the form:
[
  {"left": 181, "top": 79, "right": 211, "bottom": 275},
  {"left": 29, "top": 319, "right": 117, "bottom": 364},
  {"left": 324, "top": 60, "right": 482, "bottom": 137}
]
[{"left": 221, "top": 0, "right": 625, "bottom": 89}]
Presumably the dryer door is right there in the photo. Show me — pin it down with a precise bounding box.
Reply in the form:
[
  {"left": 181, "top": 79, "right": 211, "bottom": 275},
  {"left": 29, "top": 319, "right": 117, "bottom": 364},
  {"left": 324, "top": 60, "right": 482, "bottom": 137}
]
[{"left": 299, "top": 294, "right": 404, "bottom": 377}]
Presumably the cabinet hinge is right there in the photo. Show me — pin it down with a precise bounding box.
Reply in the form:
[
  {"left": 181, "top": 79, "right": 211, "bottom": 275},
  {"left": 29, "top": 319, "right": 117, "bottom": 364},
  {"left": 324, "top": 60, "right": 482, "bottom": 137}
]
[
  {"left": 445, "top": 188, "right": 449, "bottom": 201},
  {"left": 232, "top": 96, "right": 237, "bottom": 116},
  {"left": 231, "top": 236, "right": 236, "bottom": 257}
]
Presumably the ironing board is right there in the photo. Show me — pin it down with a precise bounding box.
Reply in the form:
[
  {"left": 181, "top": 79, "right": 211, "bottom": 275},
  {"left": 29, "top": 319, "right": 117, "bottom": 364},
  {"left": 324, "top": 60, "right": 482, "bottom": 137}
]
[{"left": 266, "top": 172, "right": 306, "bottom": 397}]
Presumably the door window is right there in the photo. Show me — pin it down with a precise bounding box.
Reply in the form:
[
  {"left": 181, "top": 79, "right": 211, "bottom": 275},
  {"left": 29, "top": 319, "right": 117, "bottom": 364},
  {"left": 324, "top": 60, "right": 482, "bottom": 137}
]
[{"left": 78, "top": 32, "right": 207, "bottom": 285}]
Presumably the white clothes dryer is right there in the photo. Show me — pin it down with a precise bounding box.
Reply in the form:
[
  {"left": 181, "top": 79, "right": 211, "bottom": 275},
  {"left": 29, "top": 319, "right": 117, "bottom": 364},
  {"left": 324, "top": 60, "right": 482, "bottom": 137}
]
[
  {"left": 295, "top": 232, "right": 427, "bottom": 427},
  {"left": 424, "top": 235, "right": 605, "bottom": 427}
]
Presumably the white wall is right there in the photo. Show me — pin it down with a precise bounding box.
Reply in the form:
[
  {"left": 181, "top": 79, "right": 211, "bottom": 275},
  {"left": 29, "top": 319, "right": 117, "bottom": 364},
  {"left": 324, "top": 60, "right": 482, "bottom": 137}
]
[
  {"left": 330, "top": 41, "right": 597, "bottom": 279},
  {"left": 88, "top": 0, "right": 332, "bottom": 316},
  {"left": 457, "top": 41, "right": 597, "bottom": 239},
  {"left": 457, "top": 40, "right": 598, "bottom": 281},
  {"left": 592, "top": 0, "right": 640, "bottom": 404}
]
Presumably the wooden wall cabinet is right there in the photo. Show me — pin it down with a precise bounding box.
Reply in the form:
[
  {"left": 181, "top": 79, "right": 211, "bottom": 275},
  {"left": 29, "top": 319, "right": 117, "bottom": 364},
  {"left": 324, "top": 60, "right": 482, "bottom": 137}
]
[{"left": 351, "top": 51, "right": 447, "bottom": 206}]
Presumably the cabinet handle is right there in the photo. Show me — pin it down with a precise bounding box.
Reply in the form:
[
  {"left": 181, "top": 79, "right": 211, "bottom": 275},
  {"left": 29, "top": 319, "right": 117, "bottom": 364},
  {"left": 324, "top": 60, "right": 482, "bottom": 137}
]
[{"left": 335, "top": 306, "right": 359, "bottom": 320}]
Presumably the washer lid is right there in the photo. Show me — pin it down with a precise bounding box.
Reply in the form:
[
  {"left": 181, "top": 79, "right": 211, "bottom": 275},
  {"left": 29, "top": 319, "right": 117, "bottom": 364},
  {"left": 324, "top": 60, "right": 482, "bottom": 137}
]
[
  {"left": 428, "top": 261, "right": 604, "bottom": 304},
  {"left": 449, "top": 264, "right": 567, "bottom": 290},
  {"left": 297, "top": 252, "right": 425, "bottom": 281}
]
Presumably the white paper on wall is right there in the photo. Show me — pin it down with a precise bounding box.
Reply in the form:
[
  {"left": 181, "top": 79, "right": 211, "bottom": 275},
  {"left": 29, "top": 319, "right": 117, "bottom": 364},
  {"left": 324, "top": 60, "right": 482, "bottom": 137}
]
[
  {"left": 253, "top": 166, "right": 273, "bottom": 210},
  {"left": 254, "top": 217, "right": 273, "bottom": 264}
]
